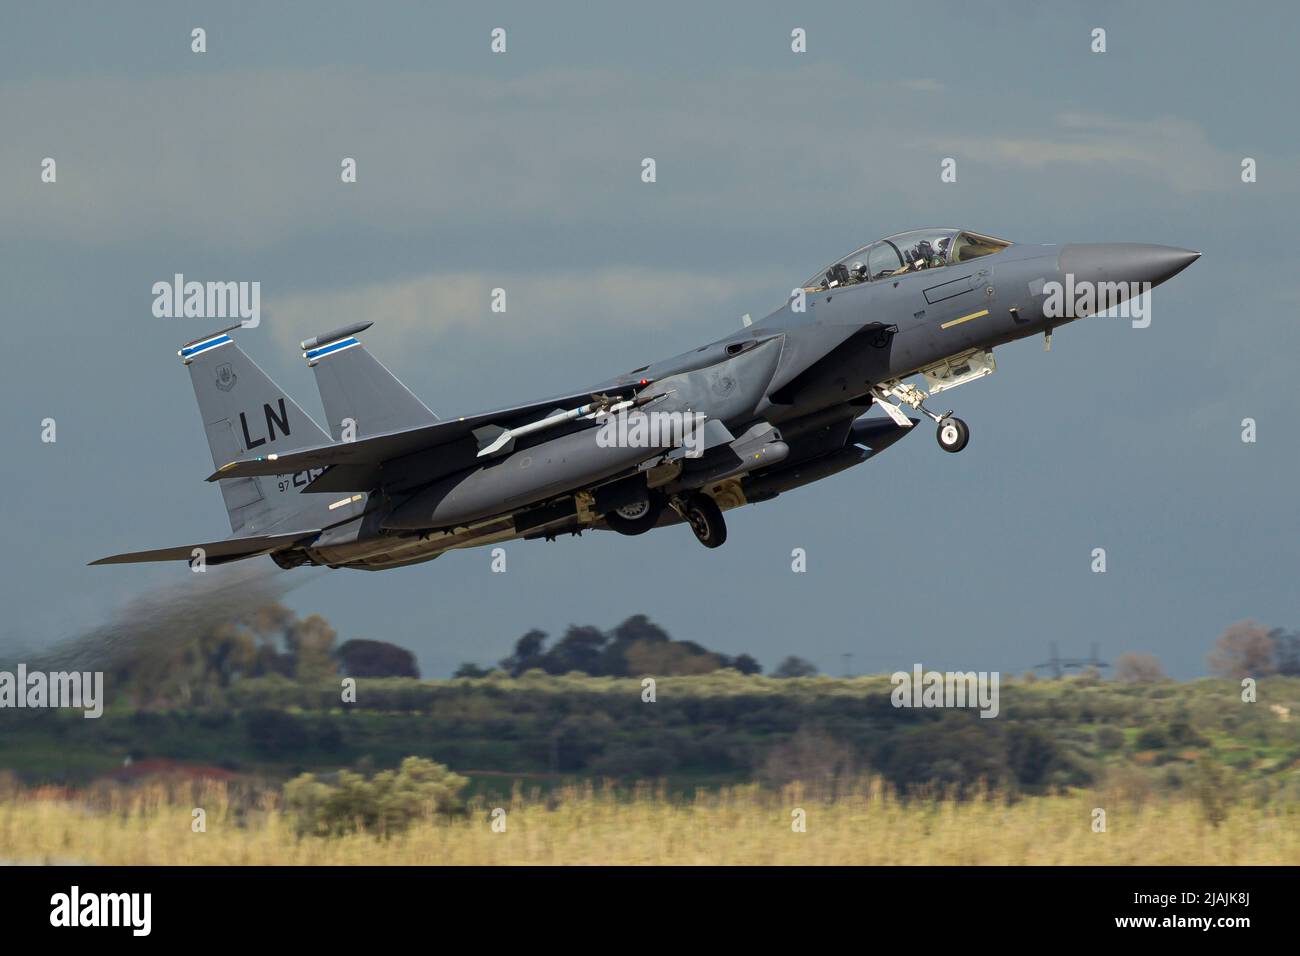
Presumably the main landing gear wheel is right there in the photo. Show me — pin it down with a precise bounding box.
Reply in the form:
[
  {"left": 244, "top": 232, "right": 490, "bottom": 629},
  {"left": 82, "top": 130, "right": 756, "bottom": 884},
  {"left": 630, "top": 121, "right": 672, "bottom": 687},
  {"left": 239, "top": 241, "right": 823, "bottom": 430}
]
[
  {"left": 685, "top": 493, "right": 727, "bottom": 549},
  {"left": 605, "top": 492, "right": 664, "bottom": 536},
  {"left": 936, "top": 416, "right": 970, "bottom": 453}
]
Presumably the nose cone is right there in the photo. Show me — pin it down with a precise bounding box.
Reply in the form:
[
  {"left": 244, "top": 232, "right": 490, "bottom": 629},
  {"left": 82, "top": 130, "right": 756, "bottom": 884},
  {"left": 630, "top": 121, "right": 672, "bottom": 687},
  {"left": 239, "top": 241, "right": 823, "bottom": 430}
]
[{"left": 1059, "top": 243, "right": 1200, "bottom": 289}]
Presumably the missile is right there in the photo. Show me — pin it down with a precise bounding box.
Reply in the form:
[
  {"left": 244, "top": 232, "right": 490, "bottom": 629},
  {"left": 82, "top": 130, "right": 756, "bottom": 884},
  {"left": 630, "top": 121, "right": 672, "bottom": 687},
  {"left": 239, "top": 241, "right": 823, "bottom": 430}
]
[
  {"left": 299, "top": 321, "right": 375, "bottom": 352},
  {"left": 476, "top": 388, "right": 661, "bottom": 458}
]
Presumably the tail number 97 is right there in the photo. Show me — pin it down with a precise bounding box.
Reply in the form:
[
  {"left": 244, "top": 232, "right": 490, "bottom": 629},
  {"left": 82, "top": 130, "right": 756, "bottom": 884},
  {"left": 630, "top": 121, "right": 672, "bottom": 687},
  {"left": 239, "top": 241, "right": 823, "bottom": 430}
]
[{"left": 277, "top": 469, "right": 326, "bottom": 492}]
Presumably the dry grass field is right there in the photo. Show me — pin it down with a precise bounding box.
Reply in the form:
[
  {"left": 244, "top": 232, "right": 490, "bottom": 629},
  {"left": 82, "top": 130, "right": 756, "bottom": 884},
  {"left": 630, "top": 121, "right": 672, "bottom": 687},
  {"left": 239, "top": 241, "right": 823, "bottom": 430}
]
[{"left": 2, "top": 778, "right": 1296, "bottom": 865}]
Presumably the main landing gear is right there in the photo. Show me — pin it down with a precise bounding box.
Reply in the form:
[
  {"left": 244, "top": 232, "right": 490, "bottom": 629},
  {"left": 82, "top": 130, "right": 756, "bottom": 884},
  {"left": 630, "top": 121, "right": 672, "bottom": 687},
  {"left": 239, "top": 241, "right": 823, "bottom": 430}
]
[
  {"left": 605, "top": 488, "right": 727, "bottom": 548},
  {"left": 683, "top": 493, "right": 727, "bottom": 549},
  {"left": 872, "top": 382, "right": 971, "bottom": 454},
  {"left": 604, "top": 491, "right": 665, "bottom": 535}
]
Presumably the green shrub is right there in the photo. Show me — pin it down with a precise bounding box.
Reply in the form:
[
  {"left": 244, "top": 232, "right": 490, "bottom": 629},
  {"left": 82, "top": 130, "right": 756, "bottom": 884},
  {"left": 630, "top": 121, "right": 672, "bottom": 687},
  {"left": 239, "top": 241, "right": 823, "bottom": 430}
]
[
  {"left": 284, "top": 756, "right": 467, "bottom": 837},
  {"left": 1095, "top": 727, "right": 1125, "bottom": 751},
  {"left": 1136, "top": 726, "right": 1168, "bottom": 750},
  {"left": 1192, "top": 757, "right": 1236, "bottom": 828},
  {"left": 245, "top": 709, "right": 309, "bottom": 757}
]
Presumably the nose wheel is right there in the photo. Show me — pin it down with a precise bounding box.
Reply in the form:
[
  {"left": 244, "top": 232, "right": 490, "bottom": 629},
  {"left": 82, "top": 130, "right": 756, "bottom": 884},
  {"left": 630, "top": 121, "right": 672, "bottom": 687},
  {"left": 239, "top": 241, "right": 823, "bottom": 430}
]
[{"left": 936, "top": 416, "right": 970, "bottom": 453}]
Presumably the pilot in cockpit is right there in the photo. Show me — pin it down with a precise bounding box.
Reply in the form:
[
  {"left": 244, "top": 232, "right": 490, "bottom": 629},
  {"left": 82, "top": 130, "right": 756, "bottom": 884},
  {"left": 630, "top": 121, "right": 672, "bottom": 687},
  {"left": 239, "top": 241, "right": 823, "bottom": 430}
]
[
  {"left": 821, "top": 259, "right": 872, "bottom": 289},
  {"left": 902, "top": 237, "right": 948, "bottom": 272},
  {"left": 823, "top": 262, "right": 850, "bottom": 287},
  {"left": 913, "top": 240, "right": 936, "bottom": 270}
]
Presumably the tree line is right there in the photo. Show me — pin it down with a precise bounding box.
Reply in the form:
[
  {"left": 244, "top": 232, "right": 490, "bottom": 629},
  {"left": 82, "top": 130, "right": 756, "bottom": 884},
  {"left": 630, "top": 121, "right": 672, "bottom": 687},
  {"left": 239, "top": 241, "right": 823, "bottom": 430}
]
[
  {"left": 452, "top": 613, "right": 814, "bottom": 679},
  {"left": 72, "top": 594, "right": 1300, "bottom": 711}
]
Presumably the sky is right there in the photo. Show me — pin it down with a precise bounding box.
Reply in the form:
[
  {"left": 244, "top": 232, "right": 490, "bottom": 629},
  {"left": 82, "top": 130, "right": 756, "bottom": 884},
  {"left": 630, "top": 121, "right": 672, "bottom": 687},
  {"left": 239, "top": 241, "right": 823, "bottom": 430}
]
[{"left": 1, "top": 1, "right": 1297, "bottom": 679}]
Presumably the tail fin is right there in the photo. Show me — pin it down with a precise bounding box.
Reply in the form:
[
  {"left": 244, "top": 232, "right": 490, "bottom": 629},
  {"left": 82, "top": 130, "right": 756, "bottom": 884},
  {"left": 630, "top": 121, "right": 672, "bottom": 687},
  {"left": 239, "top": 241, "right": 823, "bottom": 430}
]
[
  {"left": 180, "top": 325, "right": 332, "bottom": 533},
  {"left": 300, "top": 321, "right": 437, "bottom": 441}
]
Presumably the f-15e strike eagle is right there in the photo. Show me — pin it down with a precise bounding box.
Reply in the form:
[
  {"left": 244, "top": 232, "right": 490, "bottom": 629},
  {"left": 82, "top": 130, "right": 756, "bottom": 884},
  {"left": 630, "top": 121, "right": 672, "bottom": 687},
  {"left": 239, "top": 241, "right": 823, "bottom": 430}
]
[{"left": 94, "top": 229, "right": 1198, "bottom": 571}]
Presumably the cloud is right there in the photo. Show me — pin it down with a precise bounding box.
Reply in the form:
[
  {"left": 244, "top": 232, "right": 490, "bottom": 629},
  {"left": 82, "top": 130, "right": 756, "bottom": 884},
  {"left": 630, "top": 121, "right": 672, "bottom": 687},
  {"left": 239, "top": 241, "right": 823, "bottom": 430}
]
[
  {"left": 266, "top": 267, "right": 752, "bottom": 350},
  {"left": 900, "top": 78, "right": 945, "bottom": 93},
  {"left": 928, "top": 112, "right": 1251, "bottom": 193},
  {"left": 3, "top": 64, "right": 1265, "bottom": 252}
]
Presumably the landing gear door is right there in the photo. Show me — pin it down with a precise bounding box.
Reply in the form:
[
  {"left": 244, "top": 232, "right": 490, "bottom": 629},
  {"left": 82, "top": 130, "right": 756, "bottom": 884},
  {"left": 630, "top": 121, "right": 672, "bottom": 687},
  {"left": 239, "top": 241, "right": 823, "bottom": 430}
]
[{"left": 922, "top": 349, "right": 996, "bottom": 396}]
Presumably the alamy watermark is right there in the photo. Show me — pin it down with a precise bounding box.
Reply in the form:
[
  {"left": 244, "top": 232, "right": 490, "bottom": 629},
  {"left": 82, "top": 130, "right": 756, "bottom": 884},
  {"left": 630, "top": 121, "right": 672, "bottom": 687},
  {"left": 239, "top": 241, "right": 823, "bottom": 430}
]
[
  {"left": 596, "top": 410, "right": 707, "bottom": 458},
  {"left": 50, "top": 886, "right": 150, "bottom": 936},
  {"left": 891, "top": 663, "right": 1000, "bottom": 718},
  {"left": 1040, "top": 274, "right": 1151, "bottom": 328},
  {"left": 0, "top": 665, "right": 104, "bottom": 718},
  {"left": 152, "top": 274, "right": 261, "bottom": 328}
]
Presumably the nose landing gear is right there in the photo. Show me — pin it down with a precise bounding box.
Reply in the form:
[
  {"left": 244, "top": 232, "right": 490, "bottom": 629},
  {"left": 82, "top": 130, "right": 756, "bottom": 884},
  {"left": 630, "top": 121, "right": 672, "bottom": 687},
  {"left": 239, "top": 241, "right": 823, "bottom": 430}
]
[
  {"left": 872, "top": 382, "right": 972, "bottom": 454},
  {"left": 936, "top": 415, "right": 970, "bottom": 453}
]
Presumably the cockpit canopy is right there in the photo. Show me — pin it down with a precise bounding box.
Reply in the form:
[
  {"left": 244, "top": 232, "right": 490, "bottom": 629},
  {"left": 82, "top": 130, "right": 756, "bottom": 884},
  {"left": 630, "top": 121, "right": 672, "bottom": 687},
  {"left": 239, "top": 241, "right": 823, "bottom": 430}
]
[{"left": 801, "top": 229, "right": 1011, "bottom": 291}]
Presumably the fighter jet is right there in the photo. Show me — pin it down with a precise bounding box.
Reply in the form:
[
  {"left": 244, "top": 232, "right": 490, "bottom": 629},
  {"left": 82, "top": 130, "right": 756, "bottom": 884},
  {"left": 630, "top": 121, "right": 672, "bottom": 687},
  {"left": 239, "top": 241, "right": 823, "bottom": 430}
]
[{"left": 93, "top": 229, "right": 1198, "bottom": 570}]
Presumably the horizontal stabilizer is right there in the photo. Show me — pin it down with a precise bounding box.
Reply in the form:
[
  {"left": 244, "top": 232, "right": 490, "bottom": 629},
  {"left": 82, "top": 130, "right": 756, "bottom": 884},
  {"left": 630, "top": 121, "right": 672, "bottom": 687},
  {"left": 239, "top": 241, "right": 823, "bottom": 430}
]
[{"left": 90, "top": 529, "right": 320, "bottom": 566}]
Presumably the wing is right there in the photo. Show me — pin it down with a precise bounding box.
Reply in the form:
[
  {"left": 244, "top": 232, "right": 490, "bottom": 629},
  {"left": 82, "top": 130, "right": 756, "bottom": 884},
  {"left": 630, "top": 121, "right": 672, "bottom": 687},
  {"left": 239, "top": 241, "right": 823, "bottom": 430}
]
[{"left": 207, "top": 385, "right": 643, "bottom": 490}]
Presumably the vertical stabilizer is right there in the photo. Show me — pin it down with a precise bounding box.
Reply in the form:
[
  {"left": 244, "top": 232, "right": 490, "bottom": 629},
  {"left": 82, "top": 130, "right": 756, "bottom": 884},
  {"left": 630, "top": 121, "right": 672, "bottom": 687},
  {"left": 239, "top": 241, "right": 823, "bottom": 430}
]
[
  {"left": 301, "top": 321, "right": 438, "bottom": 440},
  {"left": 180, "top": 325, "right": 331, "bottom": 533}
]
